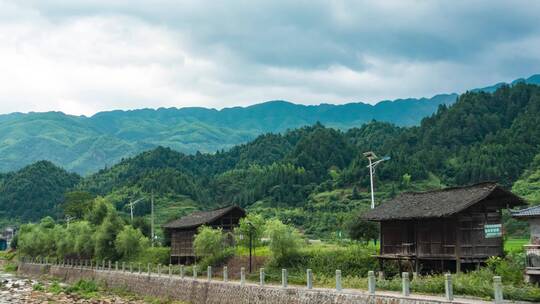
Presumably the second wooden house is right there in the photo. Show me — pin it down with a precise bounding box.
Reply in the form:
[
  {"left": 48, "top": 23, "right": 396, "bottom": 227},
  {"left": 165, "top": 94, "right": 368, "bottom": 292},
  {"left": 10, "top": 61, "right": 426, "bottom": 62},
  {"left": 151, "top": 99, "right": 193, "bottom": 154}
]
[{"left": 163, "top": 206, "right": 246, "bottom": 264}]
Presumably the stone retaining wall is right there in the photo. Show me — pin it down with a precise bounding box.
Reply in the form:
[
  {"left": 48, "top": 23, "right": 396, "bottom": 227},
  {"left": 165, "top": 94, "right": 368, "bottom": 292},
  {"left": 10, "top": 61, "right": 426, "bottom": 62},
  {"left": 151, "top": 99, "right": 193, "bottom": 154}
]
[{"left": 18, "top": 262, "right": 496, "bottom": 304}]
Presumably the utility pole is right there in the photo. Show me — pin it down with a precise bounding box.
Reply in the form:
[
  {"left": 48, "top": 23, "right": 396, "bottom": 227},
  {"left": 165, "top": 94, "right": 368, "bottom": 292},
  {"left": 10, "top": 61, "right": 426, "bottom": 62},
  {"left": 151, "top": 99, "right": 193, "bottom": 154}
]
[
  {"left": 151, "top": 191, "right": 155, "bottom": 247},
  {"left": 363, "top": 152, "right": 390, "bottom": 209}
]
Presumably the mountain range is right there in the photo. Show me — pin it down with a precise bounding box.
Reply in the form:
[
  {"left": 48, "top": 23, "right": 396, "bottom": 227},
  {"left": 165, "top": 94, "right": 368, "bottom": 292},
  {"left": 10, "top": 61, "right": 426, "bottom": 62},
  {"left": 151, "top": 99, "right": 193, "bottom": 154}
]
[
  {"left": 1, "top": 74, "right": 539, "bottom": 175},
  {"left": 3, "top": 81, "right": 540, "bottom": 237}
]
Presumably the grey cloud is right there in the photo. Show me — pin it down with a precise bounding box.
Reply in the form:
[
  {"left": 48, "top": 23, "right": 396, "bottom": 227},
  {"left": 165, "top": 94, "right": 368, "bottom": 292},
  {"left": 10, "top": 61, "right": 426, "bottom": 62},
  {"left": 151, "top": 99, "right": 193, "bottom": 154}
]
[{"left": 1, "top": 0, "right": 540, "bottom": 115}]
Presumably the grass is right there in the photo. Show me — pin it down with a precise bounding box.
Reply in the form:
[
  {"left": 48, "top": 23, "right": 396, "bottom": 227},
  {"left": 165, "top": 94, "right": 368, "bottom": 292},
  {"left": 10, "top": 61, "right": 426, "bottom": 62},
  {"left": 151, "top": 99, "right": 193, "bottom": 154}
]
[
  {"left": 504, "top": 238, "right": 528, "bottom": 252},
  {"left": 236, "top": 245, "right": 271, "bottom": 257}
]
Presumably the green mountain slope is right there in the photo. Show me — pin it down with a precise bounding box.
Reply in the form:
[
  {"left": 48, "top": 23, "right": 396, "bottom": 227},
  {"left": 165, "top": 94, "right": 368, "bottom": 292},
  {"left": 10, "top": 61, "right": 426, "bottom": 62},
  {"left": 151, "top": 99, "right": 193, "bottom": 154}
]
[
  {"left": 0, "top": 94, "right": 457, "bottom": 175},
  {"left": 0, "top": 161, "right": 80, "bottom": 222},
  {"left": 70, "top": 83, "right": 540, "bottom": 236}
]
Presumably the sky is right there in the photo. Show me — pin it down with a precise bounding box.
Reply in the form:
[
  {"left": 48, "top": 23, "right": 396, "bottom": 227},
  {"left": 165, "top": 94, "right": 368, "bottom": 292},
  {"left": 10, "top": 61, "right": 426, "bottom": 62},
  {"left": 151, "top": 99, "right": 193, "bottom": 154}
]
[{"left": 0, "top": 1, "right": 539, "bottom": 116}]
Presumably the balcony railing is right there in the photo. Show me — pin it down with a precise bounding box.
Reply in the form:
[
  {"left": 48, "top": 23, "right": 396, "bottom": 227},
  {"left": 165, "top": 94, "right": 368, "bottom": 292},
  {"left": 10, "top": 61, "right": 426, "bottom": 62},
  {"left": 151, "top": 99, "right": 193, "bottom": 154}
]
[{"left": 525, "top": 244, "right": 540, "bottom": 268}]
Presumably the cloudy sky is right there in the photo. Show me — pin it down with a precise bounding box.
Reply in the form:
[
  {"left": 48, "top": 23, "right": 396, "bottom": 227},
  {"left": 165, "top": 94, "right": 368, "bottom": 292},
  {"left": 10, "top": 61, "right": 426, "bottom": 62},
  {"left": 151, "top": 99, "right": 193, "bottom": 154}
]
[{"left": 0, "top": 0, "right": 539, "bottom": 116}]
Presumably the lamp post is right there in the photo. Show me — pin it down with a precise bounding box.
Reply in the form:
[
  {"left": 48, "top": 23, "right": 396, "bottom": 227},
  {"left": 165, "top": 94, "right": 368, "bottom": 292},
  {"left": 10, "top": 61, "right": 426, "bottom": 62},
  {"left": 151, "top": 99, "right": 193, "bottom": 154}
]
[
  {"left": 363, "top": 152, "right": 390, "bottom": 209},
  {"left": 240, "top": 221, "right": 255, "bottom": 273},
  {"left": 129, "top": 198, "right": 145, "bottom": 221},
  {"left": 248, "top": 221, "right": 255, "bottom": 273}
]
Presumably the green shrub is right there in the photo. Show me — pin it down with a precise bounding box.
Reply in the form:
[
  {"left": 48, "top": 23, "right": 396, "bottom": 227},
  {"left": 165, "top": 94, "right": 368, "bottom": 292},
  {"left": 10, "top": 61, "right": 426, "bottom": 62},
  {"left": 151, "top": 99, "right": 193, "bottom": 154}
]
[
  {"left": 2, "top": 262, "right": 18, "bottom": 272},
  {"left": 199, "top": 247, "right": 235, "bottom": 269},
  {"left": 47, "top": 281, "right": 63, "bottom": 294},
  {"left": 265, "top": 219, "right": 302, "bottom": 265},
  {"left": 32, "top": 283, "right": 45, "bottom": 291},
  {"left": 134, "top": 247, "right": 170, "bottom": 265},
  {"left": 65, "top": 279, "right": 100, "bottom": 299},
  {"left": 115, "top": 225, "right": 149, "bottom": 260},
  {"left": 194, "top": 226, "right": 225, "bottom": 258},
  {"left": 235, "top": 214, "right": 266, "bottom": 248}
]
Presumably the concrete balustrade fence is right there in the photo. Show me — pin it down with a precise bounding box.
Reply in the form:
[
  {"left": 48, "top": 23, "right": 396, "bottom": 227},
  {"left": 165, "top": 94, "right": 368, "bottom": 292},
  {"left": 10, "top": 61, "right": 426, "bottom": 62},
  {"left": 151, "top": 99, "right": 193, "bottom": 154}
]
[{"left": 18, "top": 257, "right": 513, "bottom": 304}]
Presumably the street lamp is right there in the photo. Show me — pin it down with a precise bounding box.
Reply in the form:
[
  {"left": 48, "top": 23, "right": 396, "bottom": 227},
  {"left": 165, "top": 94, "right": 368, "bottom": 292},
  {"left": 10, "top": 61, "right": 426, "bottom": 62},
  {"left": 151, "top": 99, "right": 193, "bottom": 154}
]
[
  {"left": 129, "top": 198, "right": 145, "bottom": 221},
  {"left": 363, "top": 151, "right": 390, "bottom": 209}
]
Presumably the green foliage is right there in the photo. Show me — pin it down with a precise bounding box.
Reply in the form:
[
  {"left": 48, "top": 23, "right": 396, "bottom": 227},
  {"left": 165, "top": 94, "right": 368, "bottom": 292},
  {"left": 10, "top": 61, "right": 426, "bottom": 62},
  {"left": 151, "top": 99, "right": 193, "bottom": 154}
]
[
  {"left": 235, "top": 213, "right": 266, "bottom": 247},
  {"left": 198, "top": 247, "right": 235, "bottom": 269},
  {"left": 512, "top": 153, "right": 540, "bottom": 204},
  {"left": 115, "top": 226, "right": 150, "bottom": 260},
  {"left": 62, "top": 191, "right": 95, "bottom": 219},
  {"left": 32, "top": 283, "right": 45, "bottom": 291},
  {"left": 347, "top": 219, "right": 379, "bottom": 243},
  {"left": 65, "top": 279, "right": 100, "bottom": 299},
  {"left": 93, "top": 212, "right": 124, "bottom": 260},
  {"left": 303, "top": 244, "right": 378, "bottom": 277},
  {"left": 193, "top": 226, "right": 225, "bottom": 258},
  {"left": 133, "top": 247, "right": 170, "bottom": 265},
  {"left": 265, "top": 219, "right": 302, "bottom": 265},
  {"left": 2, "top": 262, "right": 18, "bottom": 272},
  {"left": 0, "top": 161, "right": 80, "bottom": 222}
]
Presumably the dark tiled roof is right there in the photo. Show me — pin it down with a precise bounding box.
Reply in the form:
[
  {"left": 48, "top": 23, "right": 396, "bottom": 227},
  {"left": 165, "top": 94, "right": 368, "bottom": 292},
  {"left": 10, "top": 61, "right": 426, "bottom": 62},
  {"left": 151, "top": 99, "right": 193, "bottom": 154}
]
[
  {"left": 162, "top": 206, "right": 244, "bottom": 229},
  {"left": 511, "top": 205, "right": 540, "bottom": 218},
  {"left": 364, "top": 182, "right": 525, "bottom": 221}
]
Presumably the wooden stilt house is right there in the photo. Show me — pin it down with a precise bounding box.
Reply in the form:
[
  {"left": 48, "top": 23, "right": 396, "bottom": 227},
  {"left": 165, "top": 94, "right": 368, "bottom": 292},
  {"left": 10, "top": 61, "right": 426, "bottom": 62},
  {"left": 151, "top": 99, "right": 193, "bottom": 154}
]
[
  {"left": 163, "top": 206, "right": 246, "bottom": 264},
  {"left": 363, "top": 182, "right": 525, "bottom": 273}
]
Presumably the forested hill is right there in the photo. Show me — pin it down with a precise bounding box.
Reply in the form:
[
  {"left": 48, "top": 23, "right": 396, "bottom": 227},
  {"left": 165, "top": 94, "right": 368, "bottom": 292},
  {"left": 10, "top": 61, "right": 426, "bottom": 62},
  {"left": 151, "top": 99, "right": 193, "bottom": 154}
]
[
  {"left": 3, "top": 82, "right": 540, "bottom": 236},
  {"left": 0, "top": 94, "right": 456, "bottom": 175},
  {"left": 76, "top": 83, "right": 540, "bottom": 231},
  {"left": 0, "top": 161, "right": 80, "bottom": 223},
  {"left": 1, "top": 74, "right": 539, "bottom": 176}
]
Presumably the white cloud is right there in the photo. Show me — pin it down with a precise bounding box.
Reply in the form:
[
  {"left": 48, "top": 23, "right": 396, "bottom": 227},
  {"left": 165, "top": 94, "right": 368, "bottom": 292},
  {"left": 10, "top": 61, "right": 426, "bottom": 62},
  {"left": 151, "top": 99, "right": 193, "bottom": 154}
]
[{"left": 0, "top": 0, "right": 539, "bottom": 115}]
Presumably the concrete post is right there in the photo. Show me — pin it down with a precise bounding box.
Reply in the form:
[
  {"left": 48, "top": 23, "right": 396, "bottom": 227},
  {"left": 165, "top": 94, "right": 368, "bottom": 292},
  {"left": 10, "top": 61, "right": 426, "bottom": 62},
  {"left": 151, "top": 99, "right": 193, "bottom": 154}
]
[
  {"left": 445, "top": 273, "right": 453, "bottom": 301},
  {"left": 402, "top": 272, "right": 410, "bottom": 296},
  {"left": 223, "top": 266, "right": 228, "bottom": 282},
  {"left": 282, "top": 269, "right": 288, "bottom": 288},
  {"left": 90, "top": 260, "right": 93, "bottom": 269},
  {"left": 306, "top": 269, "right": 313, "bottom": 289},
  {"left": 180, "top": 265, "right": 185, "bottom": 278},
  {"left": 102, "top": 260, "right": 105, "bottom": 270},
  {"left": 207, "top": 266, "right": 212, "bottom": 281},
  {"left": 130, "top": 263, "right": 133, "bottom": 273},
  {"left": 138, "top": 263, "right": 141, "bottom": 274},
  {"left": 122, "top": 262, "right": 125, "bottom": 272},
  {"left": 368, "top": 270, "right": 376, "bottom": 294},
  {"left": 147, "top": 263, "right": 151, "bottom": 276},
  {"left": 494, "top": 276, "right": 503, "bottom": 304},
  {"left": 158, "top": 264, "right": 161, "bottom": 276},
  {"left": 108, "top": 260, "right": 111, "bottom": 271},
  {"left": 259, "top": 268, "right": 265, "bottom": 286},
  {"left": 169, "top": 264, "right": 172, "bottom": 277},
  {"left": 115, "top": 261, "right": 118, "bottom": 271},
  {"left": 336, "top": 270, "right": 342, "bottom": 292},
  {"left": 240, "top": 267, "right": 246, "bottom": 286},
  {"left": 193, "top": 265, "right": 198, "bottom": 279}
]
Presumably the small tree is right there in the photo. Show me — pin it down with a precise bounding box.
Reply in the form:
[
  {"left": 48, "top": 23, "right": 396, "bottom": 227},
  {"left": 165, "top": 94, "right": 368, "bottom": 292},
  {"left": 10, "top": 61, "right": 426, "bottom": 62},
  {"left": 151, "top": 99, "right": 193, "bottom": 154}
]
[
  {"left": 193, "top": 226, "right": 224, "bottom": 258},
  {"left": 265, "top": 219, "right": 302, "bottom": 263},
  {"left": 235, "top": 213, "right": 266, "bottom": 248},
  {"left": 348, "top": 219, "right": 379, "bottom": 245},
  {"left": 115, "top": 225, "right": 149, "bottom": 260}
]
